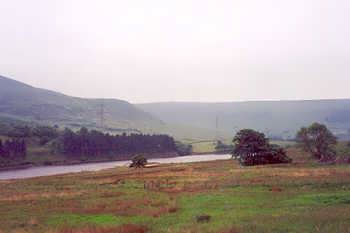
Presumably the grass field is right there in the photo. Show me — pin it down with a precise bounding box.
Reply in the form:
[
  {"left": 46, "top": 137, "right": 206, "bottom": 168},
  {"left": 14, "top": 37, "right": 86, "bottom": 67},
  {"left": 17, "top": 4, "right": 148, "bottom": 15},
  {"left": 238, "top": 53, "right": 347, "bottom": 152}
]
[
  {"left": 0, "top": 148, "right": 349, "bottom": 233},
  {"left": 186, "top": 139, "right": 296, "bottom": 154},
  {"left": 189, "top": 140, "right": 218, "bottom": 154}
]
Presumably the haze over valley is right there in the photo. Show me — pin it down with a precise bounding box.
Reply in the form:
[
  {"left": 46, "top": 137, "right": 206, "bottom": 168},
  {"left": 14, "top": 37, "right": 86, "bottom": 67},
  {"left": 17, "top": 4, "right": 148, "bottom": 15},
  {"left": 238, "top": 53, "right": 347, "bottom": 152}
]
[{"left": 1, "top": 75, "right": 350, "bottom": 140}]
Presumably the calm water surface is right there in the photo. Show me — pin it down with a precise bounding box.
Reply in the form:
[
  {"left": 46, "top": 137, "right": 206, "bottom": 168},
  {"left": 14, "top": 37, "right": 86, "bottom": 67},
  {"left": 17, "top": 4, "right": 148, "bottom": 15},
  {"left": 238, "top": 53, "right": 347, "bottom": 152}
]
[{"left": 0, "top": 154, "right": 231, "bottom": 180}]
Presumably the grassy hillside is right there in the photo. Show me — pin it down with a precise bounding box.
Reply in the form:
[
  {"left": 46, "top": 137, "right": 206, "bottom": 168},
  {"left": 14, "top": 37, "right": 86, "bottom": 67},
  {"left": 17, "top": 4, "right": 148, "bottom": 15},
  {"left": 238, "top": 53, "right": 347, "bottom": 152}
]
[
  {"left": 0, "top": 76, "right": 163, "bottom": 133},
  {"left": 138, "top": 100, "right": 350, "bottom": 140},
  {"left": 1, "top": 149, "right": 349, "bottom": 233},
  {"left": 3, "top": 75, "right": 350, "bottom": 141}
]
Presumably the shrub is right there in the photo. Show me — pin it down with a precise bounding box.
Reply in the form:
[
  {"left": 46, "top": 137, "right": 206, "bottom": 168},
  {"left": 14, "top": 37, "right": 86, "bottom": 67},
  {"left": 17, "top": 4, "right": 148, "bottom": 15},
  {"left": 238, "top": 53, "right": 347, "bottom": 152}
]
[
  {"left": 175, "top": 141, "right": 193, "bottom": 156},
  {"left": 129, "top": 155, "right": 148, "bottom": 168},
  {"left": 196, "top": 214, "right": 211, "bottom": 223}
]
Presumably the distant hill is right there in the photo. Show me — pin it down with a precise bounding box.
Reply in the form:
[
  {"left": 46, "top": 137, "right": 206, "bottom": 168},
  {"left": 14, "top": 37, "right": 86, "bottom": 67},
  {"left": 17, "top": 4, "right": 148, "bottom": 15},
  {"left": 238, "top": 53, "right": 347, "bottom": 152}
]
[
  {"left": 138, "top": 100, "right": 350, "bottom": 140},
  {"left": 2, "top": 75, "right": 350, "bottom": 140},
  {"left": 0, "top": 75, "right": 163, "bottom": 132}
]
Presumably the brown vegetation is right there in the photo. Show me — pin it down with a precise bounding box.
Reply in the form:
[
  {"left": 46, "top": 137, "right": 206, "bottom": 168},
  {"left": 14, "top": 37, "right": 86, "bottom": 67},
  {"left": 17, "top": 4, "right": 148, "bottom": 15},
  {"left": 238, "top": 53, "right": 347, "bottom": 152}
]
[
  {"left": 58, "top": 225, "right": 147, "bottom": 233},
  {"left": 0, "top": 148, "right": 349, "bottom": 233}
]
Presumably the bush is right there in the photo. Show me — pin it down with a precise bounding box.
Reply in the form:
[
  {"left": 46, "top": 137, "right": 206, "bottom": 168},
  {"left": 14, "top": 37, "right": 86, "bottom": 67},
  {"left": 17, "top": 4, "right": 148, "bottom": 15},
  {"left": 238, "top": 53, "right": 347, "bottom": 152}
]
[
  {"left": 196, "top": 215, "right": 211, "bottom": 223},
  {"left": 239, "top": 144, "right": 291, "bottom": 166},
  {"left": 175, "top": 141, "right": 193, "bottom": 156},
  {"left": 129, "top": 155, "right": 147, "bottom": 168}
]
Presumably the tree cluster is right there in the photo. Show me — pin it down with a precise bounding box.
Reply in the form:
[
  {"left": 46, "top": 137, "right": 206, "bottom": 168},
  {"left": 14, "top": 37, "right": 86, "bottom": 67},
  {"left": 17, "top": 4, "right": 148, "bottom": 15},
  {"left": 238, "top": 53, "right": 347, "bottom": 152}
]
[
  {"left": 0, "top": 138, "right": 26, "bottom": 160},
  {"left": 296, "top": 122, "right": 337, "bottom": 161},
  {"left": 233, "top": 129, "right": 291, "bottom": 166},
  {"left": 0, "top": 122, "right": 59, "bottom": 145},
  {"left": 32, "top": 126, "right": 59, "bottom": 145},
  {"left": 55, "top": 127, "right": 177, "bottom": 157}
]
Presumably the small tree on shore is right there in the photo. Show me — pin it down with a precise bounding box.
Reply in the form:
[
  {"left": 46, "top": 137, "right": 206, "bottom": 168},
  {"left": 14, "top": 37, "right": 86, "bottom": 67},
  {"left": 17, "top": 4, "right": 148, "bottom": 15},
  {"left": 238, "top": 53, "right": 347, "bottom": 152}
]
[
  {"left": 296, "top": 123, "right": 337, "bottom": 162},
  {"left": 129, "top": 155, "right": 148, "bottom": 168}
]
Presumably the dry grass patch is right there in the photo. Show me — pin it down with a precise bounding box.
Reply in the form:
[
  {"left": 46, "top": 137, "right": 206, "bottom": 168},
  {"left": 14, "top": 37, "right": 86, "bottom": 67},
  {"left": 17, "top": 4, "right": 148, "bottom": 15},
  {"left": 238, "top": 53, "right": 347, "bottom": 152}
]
[
  {"left": 1, "top": 154, "right": 350, "bottom": 233},
  {"left": 0, "top": 191, "right": 85, "bottom": 202},
  {"left": 57, "top": 225, "right": 147, "bottom": 233}
]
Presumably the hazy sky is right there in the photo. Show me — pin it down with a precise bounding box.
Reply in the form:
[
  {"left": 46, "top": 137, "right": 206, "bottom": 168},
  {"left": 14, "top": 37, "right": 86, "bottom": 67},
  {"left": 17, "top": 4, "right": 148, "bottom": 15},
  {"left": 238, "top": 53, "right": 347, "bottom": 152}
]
[{"left": 0, "top": 0, "right": 349, "bottom": 103}]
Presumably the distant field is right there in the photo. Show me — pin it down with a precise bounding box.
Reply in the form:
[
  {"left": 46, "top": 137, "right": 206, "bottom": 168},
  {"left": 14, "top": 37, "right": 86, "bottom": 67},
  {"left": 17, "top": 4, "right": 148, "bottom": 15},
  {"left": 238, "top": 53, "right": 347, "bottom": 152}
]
[
  {"left": 189, "top": 140, "right": 218, "bottom": 154},
  {"left": 185, "top": 139, "right": 296, "bottom": 154},
  {"left": 0, "top": 148, "right": 349, "bottom": 233}
]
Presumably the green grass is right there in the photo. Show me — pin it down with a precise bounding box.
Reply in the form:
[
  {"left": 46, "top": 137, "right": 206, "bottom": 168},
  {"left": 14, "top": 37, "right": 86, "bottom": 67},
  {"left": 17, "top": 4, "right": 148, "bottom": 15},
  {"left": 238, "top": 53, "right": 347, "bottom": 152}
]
[
  {"left": 33, "top": 184, "right": 350, "bottom": 233},
  {"left": 284, "top": 192, "right": 350, "bottom": 206},
  {"left": 191, "top": 141, "right": 217, "bottom": 153},
  {"left": 186, "top": 138, "right": 232, "bottom": 154}
]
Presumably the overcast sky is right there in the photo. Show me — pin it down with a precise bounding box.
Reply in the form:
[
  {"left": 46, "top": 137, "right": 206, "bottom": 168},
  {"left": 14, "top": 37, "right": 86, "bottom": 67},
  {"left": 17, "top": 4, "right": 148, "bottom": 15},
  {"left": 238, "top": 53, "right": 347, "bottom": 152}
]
[{"left": 0, "top": 0, "right": 349, "bottom": 103}]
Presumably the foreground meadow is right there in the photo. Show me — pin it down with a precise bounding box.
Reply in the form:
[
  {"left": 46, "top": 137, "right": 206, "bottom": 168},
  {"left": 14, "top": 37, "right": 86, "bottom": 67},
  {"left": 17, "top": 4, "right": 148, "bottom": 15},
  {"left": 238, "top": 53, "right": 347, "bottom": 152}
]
[{"left": 0, "top": 148, "right": 349, "bottom": 233}]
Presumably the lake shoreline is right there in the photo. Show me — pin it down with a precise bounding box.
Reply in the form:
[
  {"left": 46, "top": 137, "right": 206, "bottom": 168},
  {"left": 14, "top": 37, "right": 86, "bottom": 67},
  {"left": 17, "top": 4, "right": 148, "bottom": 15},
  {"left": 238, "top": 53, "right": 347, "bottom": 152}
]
[
  {"left": 0, "top": 153, "right": 232, "bottom": 180},
  {"left": 0, "top": 152, "right": 179, "bottom": 171},
  {"left": 0, "top": 151, "right": 225, "bottom": 172}
]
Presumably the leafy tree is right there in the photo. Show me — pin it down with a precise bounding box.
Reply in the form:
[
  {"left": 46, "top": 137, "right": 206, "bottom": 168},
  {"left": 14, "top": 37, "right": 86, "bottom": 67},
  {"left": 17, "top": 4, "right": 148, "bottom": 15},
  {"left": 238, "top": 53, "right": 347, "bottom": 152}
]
[
  {"left": 129, "top": 155, "right": 147, "bottom": 168},
  {"left": 0, "top": 123, "right": 12, "bottom": 136},
  {"left": 0, "top": 139, "right": 3, "bottom": 156},
  {"left": 233, "top": 129, "right": 268, "bottom": 156},
  {"left": 18, "top": 139, "right": 26, "bottom": 159},
  {"left": 296, "top": 123, "right": 337, "bottom": 161},
  {"left": 262, "top": 144, "right": 291, "bottom": 164},
  {"left": 33, "top": 126, "right": 58, "bottom": 145},
  {"left": 8, "top": 126, "right": 32, "bottom": 138},
  {"left": 233, "top": 129, "right": 291, "bottom": 166},
  {"left": 0, "top": 138, "right": 26, "bottom": 159},
  {"left": 60, "top": 128, "right": 77, "bottom": 155}
]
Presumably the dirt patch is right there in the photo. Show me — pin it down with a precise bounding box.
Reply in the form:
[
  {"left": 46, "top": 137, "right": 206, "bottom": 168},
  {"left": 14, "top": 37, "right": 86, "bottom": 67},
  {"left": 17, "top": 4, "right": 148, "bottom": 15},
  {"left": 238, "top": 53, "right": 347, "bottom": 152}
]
[
  {"left": 269, "top": 187, "right": 283, "bottom": 193},
  {"left": 115, "top": 224, "right": 148, "bottom": 233}
]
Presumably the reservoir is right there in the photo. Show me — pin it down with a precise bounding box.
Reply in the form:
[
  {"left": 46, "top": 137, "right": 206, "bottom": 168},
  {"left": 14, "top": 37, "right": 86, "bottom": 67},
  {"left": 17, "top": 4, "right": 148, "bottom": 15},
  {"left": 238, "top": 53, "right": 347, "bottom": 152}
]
[{"left": 0, "top": 154, "right": 231, "bottom": 180}]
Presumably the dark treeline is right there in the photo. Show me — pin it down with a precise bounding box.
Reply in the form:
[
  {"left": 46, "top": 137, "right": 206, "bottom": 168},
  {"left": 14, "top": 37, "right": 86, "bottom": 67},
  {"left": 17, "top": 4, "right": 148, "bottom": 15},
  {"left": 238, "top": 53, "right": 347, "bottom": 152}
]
[
  {"left": 0, "top": 119, "right": 188, "bottom": 167},
  {"left": 0, "top": 119, "right": 59, "bottom": 146},
  {"left": 0, "top": 138, "right": 26, "bottom": 160},
  {"left": 55, "top": 127, "right": 177, "bottom": 157}
]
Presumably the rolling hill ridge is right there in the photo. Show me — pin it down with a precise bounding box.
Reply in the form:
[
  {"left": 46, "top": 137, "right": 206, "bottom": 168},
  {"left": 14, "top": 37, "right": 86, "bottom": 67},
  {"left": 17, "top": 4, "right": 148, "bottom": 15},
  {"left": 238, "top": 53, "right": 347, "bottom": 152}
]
[
  {"left": 138, "top": 100, "right": 350, "bottom": 140},
  {"left": 0, "top": 75, "right": 163, "bottom": 133},
  {"left": 1, "top": 75, "right": 350, "bottom": 140}
]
